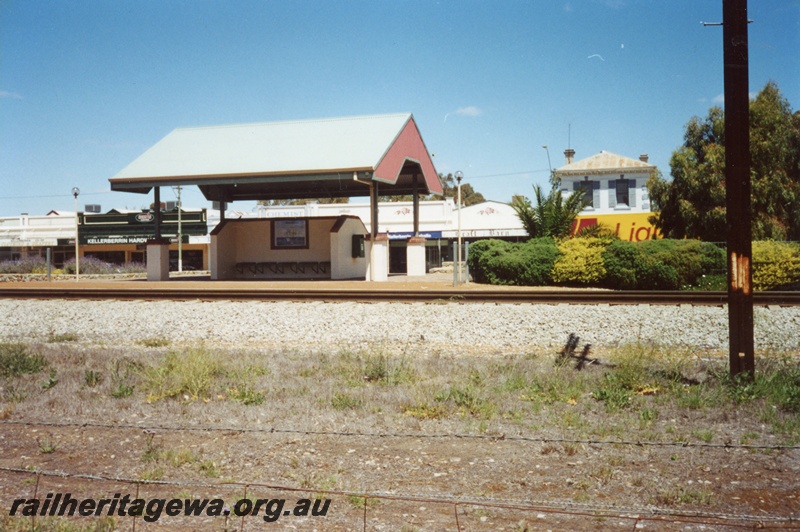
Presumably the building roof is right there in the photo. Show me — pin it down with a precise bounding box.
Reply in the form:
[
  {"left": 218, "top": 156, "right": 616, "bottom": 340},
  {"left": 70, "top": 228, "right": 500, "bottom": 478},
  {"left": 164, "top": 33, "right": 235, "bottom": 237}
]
[
  {"left": 555, "top": 150, "right": 655, "bottom": 176},
  {"left": 109, "top": 113, "right": 442, "bottom": 202}
]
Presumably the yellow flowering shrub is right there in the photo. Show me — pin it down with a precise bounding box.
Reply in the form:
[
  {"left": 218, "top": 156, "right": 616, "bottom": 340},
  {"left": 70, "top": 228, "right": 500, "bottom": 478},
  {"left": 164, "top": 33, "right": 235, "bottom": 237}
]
[
  {"left": 752, "top": 241, "right": 800, "bottom": 291},
  {"left": 552, "top": 237, "right": 608, "bottom": 285}
]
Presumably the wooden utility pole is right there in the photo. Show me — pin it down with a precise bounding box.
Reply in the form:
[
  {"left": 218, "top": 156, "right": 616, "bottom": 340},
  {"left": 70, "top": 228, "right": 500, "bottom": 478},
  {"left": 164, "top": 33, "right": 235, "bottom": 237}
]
[{"left": 723, "top": 0, "right": 754, "bottom": 379}]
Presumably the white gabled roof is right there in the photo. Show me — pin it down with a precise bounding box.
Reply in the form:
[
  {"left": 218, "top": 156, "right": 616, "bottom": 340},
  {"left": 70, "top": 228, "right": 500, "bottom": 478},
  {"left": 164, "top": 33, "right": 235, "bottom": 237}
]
[
  {"left": 556, "top": 151, "right": 655, "bottom": 176},
  {"left": 113, "top": 113, "right": 412, "bottom": 180},
  {"left": 109, "top": 113, "right": 442, "bottom": 201}
]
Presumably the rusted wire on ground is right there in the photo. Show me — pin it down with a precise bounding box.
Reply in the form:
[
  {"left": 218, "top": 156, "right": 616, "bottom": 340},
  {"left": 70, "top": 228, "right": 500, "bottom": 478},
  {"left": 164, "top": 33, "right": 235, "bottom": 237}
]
[
  {"left": 2, "top": 419, "right": 798, "bottom": 451},
  {"left": 0, "top": 466, "right": 795, "bottom": 529}
]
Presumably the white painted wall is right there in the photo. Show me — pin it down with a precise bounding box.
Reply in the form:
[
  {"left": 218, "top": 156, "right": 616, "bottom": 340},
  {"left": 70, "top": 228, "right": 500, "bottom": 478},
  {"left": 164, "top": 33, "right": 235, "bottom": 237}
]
[
  {"left": 329, "top": 217, "right": 368, "bottom": 280},
  {"left": 210, "top": 216, "right": 367, "bottom": 280}
]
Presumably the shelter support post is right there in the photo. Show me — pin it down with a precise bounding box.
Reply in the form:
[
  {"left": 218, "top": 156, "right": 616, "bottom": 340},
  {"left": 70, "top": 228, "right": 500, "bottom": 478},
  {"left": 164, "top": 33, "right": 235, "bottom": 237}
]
[
  {"left": 723, "top": 0, "right": 754, "bottom": 379},
  {"left": 406, "top": 173, "right": 427, "bottom": 277},
  {"left": 153, "top": 187, "right": 162, "bottom": 239},
  {"left": 406, "top": 236, "right": 427, "bottom": 277},
  {"left": 365, "top": 233, "right": 389, "bottom": 282},
  {"left": 146, "top": 186, "right": 170, "bottom": 281},
  {"left": 412, "top": 174, "right": 420, "bottom": 237},
  {"left": 370, "top": 182, "right": 379, "bottom": 237}
]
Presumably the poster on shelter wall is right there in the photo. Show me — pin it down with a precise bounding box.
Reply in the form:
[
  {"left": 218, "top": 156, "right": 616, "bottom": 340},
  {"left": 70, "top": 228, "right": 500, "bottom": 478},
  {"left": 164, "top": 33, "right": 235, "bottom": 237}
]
[{"left": 272, "top": 219, "right": 308, "bottom": 249}]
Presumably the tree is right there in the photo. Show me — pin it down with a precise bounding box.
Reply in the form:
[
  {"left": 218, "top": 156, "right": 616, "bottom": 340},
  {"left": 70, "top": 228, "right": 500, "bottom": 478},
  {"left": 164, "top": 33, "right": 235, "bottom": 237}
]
[
  {"left": 512, "top": 174, "right": 589, "bottom": 239},
  {"left": 648, "top": 81, "right": 800, "bottom": 241},
  {"left": 438, "top": 173, "right": 486, "bottom": 206}
]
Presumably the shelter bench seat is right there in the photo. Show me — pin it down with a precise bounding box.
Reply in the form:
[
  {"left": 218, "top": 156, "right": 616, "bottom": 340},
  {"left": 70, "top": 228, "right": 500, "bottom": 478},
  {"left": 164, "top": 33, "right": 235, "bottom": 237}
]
[
  {"left": 235, "top": 262, "right": 261, "bottom": 274},
  {"left": 259, "top": 262, "right": 284, "bottom": 274},
  {"left": 235, "top": 261, "right": 331, "bottom": 278}
]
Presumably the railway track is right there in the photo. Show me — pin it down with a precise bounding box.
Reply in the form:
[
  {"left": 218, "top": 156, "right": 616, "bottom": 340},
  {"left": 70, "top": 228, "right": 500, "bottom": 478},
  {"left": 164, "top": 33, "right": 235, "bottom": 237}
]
[{"left": 1, "top": 285, "right": 799, "bottom": 305}]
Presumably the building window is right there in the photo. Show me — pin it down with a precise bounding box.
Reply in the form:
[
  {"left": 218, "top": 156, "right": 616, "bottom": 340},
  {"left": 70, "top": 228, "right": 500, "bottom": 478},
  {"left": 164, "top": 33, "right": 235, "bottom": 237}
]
[
  {"left": 615, "top": 178, "right": 629, "bottom": 206},
  {"left": 573, "top": 179, "right": 595, "bottom": 208}
]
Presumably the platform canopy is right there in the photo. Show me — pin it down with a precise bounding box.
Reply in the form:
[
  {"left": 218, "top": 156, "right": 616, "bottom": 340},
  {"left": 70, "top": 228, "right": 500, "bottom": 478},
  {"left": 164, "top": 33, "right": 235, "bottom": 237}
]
[{"left": 109, "top": 113, "right": 442, "bottom": 202}]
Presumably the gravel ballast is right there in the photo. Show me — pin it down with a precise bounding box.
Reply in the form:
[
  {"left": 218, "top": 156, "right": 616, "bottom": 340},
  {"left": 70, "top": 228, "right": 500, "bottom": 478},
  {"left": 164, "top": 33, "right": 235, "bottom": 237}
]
[{"left": 2, "top": 299, "right": 799, "bottom": 354}]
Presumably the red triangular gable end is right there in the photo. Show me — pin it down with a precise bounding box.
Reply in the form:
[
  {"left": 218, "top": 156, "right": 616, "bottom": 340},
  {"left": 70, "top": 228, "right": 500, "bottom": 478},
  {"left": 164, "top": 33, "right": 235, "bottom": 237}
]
[{"left": 373, "top": 117, "right": 443, "bottom": 195}]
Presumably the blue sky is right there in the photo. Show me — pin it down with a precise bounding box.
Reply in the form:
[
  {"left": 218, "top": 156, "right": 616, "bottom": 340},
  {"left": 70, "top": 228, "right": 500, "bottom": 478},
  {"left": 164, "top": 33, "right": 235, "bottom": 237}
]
[{"left": 2, "top": 0, "right": 798, "bottom": 215}]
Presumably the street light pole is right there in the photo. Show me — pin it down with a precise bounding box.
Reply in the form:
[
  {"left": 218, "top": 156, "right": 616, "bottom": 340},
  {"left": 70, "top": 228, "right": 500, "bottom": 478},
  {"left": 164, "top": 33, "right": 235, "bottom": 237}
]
[
  {"left": 72, "top": 187, "right": 80, "bottom": 281},
  {"left": 542, "top": 145, "right": 552, "bottom": 179},
  {"left": 455, "top": 170, "right": 463, "bottom": 285}
]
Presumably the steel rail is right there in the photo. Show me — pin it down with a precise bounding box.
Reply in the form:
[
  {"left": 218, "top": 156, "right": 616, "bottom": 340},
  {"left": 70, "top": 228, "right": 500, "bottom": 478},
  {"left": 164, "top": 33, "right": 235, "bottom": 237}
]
[{"left": 0, "top": 285, "right": 798, "bottom": 305}]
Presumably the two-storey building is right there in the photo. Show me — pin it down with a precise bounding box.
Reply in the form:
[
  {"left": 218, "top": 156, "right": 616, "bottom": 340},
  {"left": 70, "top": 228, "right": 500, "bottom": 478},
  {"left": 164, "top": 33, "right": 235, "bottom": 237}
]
[{"left": 556, "top": 149, "right": 655, "bottom": 214}]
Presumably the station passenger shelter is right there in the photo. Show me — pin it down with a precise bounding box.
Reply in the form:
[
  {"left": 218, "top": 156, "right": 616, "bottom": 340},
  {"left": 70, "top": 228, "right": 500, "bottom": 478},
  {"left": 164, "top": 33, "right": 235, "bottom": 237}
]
[{"left": 109, "top": 114, "right": 443, "bottom": 281}]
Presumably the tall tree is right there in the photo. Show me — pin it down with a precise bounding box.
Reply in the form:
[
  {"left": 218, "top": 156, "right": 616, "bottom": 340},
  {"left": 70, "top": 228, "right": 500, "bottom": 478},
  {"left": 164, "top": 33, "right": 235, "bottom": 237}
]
[{"left": 648, "top": 81, "right": 800, "bottom": 241}]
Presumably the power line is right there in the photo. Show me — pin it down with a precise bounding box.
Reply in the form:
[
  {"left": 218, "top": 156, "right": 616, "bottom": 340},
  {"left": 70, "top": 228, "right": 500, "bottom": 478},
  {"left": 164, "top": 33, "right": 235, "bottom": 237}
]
[
  {"left": 0, "top": 191, "right": 109, "bottom": 200},
  {"left": 455, "top": 169, "right": 550, "bottom": 180}
]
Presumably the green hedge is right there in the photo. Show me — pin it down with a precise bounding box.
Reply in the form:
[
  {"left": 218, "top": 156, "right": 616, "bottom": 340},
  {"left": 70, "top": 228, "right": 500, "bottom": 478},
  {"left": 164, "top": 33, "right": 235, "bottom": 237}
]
[
  {"left": 468, "top": 238, "right": 558, "bottom": 286},
  {"left": 468, "top": 237, "right": 798, "bottom": 291}
]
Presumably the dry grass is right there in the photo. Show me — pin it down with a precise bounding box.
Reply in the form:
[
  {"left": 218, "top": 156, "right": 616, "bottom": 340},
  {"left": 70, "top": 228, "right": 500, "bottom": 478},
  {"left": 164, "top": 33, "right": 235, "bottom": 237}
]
[
  {"left": 1, "top": 339, "right": 799, "bottom": 528},
  {"left": 1, "top": 341, "right": 799, "bottom": 444}
]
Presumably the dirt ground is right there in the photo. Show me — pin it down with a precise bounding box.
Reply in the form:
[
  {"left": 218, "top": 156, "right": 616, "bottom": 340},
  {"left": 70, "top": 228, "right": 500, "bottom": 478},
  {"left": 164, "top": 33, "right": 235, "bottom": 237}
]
[{"left": 1, "top": 334, "right": 799, "bottom": 532}]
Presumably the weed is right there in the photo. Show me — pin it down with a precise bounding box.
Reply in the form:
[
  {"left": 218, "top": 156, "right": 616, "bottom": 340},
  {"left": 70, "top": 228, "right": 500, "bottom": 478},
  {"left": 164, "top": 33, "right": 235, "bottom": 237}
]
[
  {"left": 0, "top": 343, "right": 46, "bottom": 378},
  {"left": 402, "top": 402, "right": 448, "bottom": 419},
  {"left": 692, "top": 429, "right": 714, "bottom": 443},
  {"left": 435, "top": 385, "right": 496, "bottom": 419},
  {"left": 346, "top": 495, "right": 379, "bottom": 509},
  {"left": 142, "top": 432, "right": 161, "bottom": 463},
  {"left": 540, "top": 443, "right": 559, "bottom": 455},
  {"left": 142, "top": 347, "right": 223, "bottom": 402},
  {"left": 228, "top": 385, "right": 266, "bottom": 405},
  {"left": 41, "top": 369, "right": 58, "bottom": 389},
  {"left": 639, "top": 406, "right": 658, "bottom": 423},
  {"left": 562, "top": 443, "right": 580, "bottom": 456},
  {"left": 654, "top": 487, "right": 714, "bottom": 506},
  {"left": 163, "top": 447, "right": 195, "bottom": 467},
  {"left": 363, "top": 352, "right": 416, "bottom": 385},
  {"left": 84, "top": 369, "right": 102, "bottom": 387},
  {"left": 137, "top": 337, "right": 171, "bottom": 348},
  {"left": 111, "top": 383, "right": 134, "bottom": 398},
  {"left": 110, "top": 358, "right": 138, "bottom": 399},
  {"left": 739, "top": 431, "right": 760, "bottom": 444},
  {"left": 1, "top": 386, "right": 26, "bottom": 403},
  {"left": 593, "top": 379, "right": 631, "bottom": 412},
  {"left": 590, "top": 465, "right": 614, "bottom": 486},
  {"left": 36, "top": 433, "right": 58, "bottom": 454},
  {"left": 140, "top": 466, "right": 165, "bottom": 481},
  {"left": 676, "top": 386, "right": 709, "bottom": 410},
  {"left": 46, "top": 332, "right": 78, "bottom": 343},
  {"left": 331, "top": 392, "right": 362, "bottom": 410},
  {"left": 198, "top": 459, "right": 220, "bottom": 478}
]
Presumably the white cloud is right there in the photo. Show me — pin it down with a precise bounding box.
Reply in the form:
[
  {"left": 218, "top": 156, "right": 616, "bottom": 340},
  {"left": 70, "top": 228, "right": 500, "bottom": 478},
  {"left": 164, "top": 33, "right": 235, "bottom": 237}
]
[
  {"left": 456, "top": 106, "right": 482, "bottom": 117},
  {"left": 0, "top": 90, "right": 23, "bottom": 100}
]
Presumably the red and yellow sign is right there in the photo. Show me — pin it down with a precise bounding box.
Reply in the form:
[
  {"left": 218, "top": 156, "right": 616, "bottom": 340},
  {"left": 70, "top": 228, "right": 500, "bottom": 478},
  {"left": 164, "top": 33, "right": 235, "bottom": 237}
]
[{"left": 574, "top": 212, "right": 661, "bottom": 242}]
